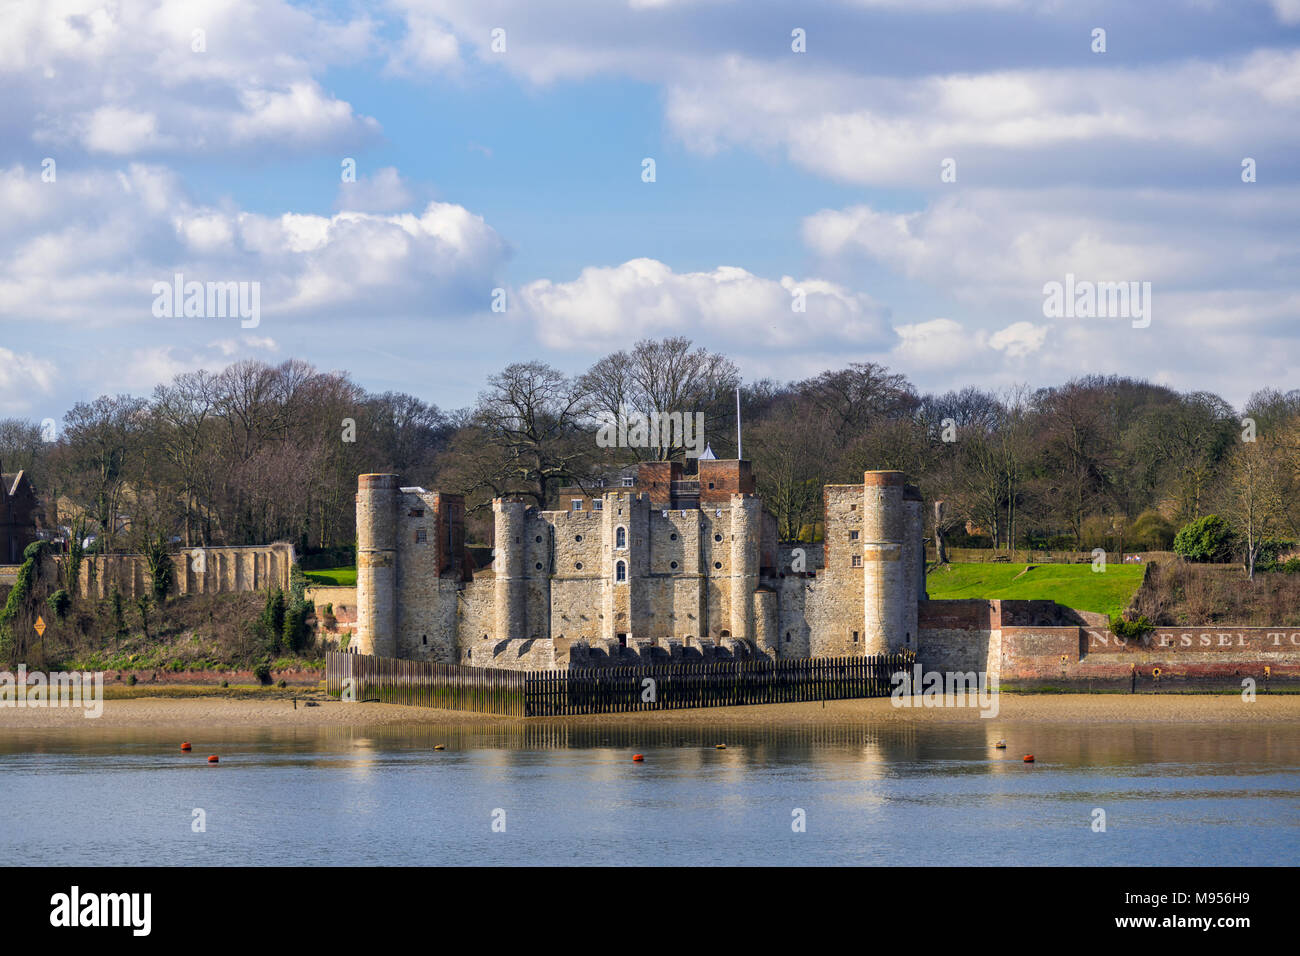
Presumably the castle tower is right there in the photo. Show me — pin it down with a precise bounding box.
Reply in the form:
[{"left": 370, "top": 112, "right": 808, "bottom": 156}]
[
  {"left": 862, "top": 470, "right": 908, "bottom": 655},
  {"left": 602, "top": 491, "right": 650, "bottom": 646},
  {"left": 493, "top": 498, "right": 528, "bottom": 642},
  {"left": 729, "top": 494, "right": 762, "bottom": 644},
  {"left": 356, "top": 473, "right": 399, "bottom": 657}
]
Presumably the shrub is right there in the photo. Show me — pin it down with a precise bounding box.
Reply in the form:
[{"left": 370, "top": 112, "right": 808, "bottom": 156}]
[
  {"left": 1253, "top": 540, "right": 1293, "bottom": 573},
  {"left": 143, "top": 533, "right": 174, "bottom": 603},
  {"left": 46, "top": 589, "right": 71, "bottom": 621},
  {"left": 1173, "top": 515, "right": 1235, "bottom": 563},
  {"left": 253, "top": 661, "right": 272, "bottom": 685},
  {"left": 111, "top": 588, "right": 128, "bottom": 638},
  {"left": 259, "top": 588, "right": 286, "bottom": 650},
  {"left": 1283, "top": 557, "right": 1300, "bottom": 574},
  {"left": 1129, "top": 510, "right": 1177, "bottom": 552},
  {"left": 282, "top": 602, "right": 308, "bottom": 654},
  {"left": 1110, "top": 614, "right": 1155, "bottom": 641},
  {"left": 126, "top": 673, "right": 137, "bottom": 686}
]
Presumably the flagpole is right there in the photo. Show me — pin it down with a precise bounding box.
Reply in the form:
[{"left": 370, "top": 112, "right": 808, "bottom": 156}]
[{"left": 735, "top": 386, "right": 742, "bottom": 460}]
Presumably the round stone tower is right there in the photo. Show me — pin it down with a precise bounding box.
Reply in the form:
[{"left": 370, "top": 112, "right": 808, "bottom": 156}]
[
  {"left": 862, "top": 470, "right": 908, "bottom": 655},
  {"left": 356, "top": 473, "right": 399, "bottom": 657},
  {"left": 493, "top": 498, "right": 528, "bottom": 642},
  {"left": 730, "top": 495, "right": 762, "bottom": 645}
]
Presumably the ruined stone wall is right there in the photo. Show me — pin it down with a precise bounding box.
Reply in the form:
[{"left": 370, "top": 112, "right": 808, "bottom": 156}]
[{"left": 74, "top": 542, "right": 294, "bottom": 602}]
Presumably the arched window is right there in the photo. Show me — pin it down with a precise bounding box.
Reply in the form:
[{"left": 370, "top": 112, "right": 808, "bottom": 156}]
[
  {"left": 616, "top": 560, "right": 627, "bottom": 582},
  {"left": 615, "top": 526, "right": 627, "bottom": 549}
]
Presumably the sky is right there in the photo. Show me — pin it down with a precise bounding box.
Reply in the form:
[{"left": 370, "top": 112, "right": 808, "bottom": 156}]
[{"left": 2, "top": 0, "right": 1299, "bottom": 422}]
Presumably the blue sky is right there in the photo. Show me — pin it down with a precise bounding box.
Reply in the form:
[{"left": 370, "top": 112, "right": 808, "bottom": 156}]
[{"left": 2, "top": 0, "right": 1299, "bottom": 421}]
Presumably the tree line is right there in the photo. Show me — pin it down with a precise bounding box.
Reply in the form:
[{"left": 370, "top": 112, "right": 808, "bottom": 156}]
[{"left": 2, "top": 338, "right": 1297, "bottom": 576}]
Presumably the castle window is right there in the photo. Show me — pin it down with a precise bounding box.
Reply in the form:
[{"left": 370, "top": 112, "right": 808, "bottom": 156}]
[
  {"left": 571, "top": 500, "right": 583, "bottom": 511},
  {"left": 714, "top": 533, "right": 723, "bottom": 542},
  {"left": 853, "top": 631, "right": 859, "bottom": 642},
  {"left": 593, "top": 500, "right": 603, "bottom": 511},
  {"left": 708, "top": 482, "right": 715, "bottom": 489},
  {"left": 616, "top": 560, "right": 627, "bottom": 582},
  {"left": 852, "top": 555, "right": 862, "bottom": 567},
  {"left": 670, "top": 533, "right": 678, "bottom": 541},
  {"left": 622, "top": 477, "right": 635, "bottom": 487},
  {"left": 414, "top": 528, "right": 427, "bottom": 543},
  {"left": 575, "top": 562, "right": 584, "bottom": 570},
  {"left": 409, "top": 509, "right": 424, "bottom": 517},
  {"left": 616, "top": 526, "right": 627, "bottom": 549},
  {"left": 422, "top": 635, "right": 427, "bottom": 645},
  {"left": 670, "top": 561, "right": 678, "bottom": 570},
  {"left": 575, "top": 534, "right": 583, "bottom": 542},
  {"left": 849, "top": 530, "right": 859, "bottom": 540},
  {"left": 785, "top": 632, "right": 791, "bottom": 643},
  {"left": 851, "top": 504, "right": 857, "bottom": 511},
  {"left": 536, "top": 535, "right": 543, "bottom": 543},
  {"left": 714, "top": 561, "right": 722, "bottom": 570},
  {"left": 536, "top": 563, "right": 543, "bottom": 570}
]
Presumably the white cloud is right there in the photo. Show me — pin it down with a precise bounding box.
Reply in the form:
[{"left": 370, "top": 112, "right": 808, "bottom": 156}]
[
  {"left": 664, "top": 50, "right": 1300, "bottom": 186},
  {"left": 336, "top": 167, "right": 416, "bottom": 213},
  {"left": 515, "top": 258, "right": 894, "bottom": 351},
  {"left": 803, "top": 187, "right": 1300, "bottom": 311},
  {"left": 2, "top": 0, "right": 379, "bottom": 157},
  {"left": 0, "top": 347, "right": 57, "bottom": 413},
  {"left": 0, "top": 162, "right": 510, "bottom": 327},
  {"left": 1273, "top": 0, "right": 1300, "bottom": 25}
]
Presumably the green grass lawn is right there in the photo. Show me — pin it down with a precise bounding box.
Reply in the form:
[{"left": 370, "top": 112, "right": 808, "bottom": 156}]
[
  {"left": 925, "top": 562, "right": 1145, "bottom": 618},
  {"left": 303, "top": 566, "right": 357, "bottom": 587}
]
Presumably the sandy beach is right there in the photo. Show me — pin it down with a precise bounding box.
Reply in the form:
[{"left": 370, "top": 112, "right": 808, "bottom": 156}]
[{"left": 2, "top": 691, "right": 1299, "bottom": 730}]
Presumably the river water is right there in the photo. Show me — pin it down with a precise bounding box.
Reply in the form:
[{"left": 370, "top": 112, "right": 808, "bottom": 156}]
[{"left": 3, "top": 722, "right": 1297, "bottom": 865}]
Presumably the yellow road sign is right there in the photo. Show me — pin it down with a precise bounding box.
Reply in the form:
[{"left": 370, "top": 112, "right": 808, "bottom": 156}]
[{"left": 33, "top": 616, "right": 46, "bottom": 637}]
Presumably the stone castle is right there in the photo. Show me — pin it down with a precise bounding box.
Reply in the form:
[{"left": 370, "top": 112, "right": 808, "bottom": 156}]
[{"left": 354, "top": 460, "right": 927, "bottom": 670}]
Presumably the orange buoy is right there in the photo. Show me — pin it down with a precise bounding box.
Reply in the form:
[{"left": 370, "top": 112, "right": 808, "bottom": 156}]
[
  {"left": 1023, "top": 755, "right": 1035, "bottom": 763},
  {"left": 715, "top": 744, "right": 727, "bottom": 750},
  {"left": 632, "top": 753, "right": 645, "bottom": 762},
  {"left": 434, "top": 745, "right": 445, "bottom": 751},
  {"left": 180, "top": 742, "right": 192, "bottom": 751},
  {"left": 207, "top": 755, "right": 219, "bottom": 763},
  {"left": 995, "top": 740, "right": 1006, "bottom": 749}
]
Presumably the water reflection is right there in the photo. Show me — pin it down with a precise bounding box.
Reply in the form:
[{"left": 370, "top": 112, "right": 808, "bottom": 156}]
[{"left": 2, "top": 721, "right": 1297, "bottom": 866}]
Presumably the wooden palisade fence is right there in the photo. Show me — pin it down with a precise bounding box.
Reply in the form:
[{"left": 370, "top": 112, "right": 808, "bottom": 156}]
[{"left": 327, "top": 651, "right": 915, "bottom": 717}]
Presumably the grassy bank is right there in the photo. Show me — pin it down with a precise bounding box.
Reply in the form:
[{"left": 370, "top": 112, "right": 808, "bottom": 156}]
[
  {"left": 1, "top": 587, "right": 330, "bottom": 675},
  {"left": 303, "top": 567, "right": 356, "bottom": 587},
  {"left": 925, "top": 562, "right": 1145, "bottom": 617}
]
